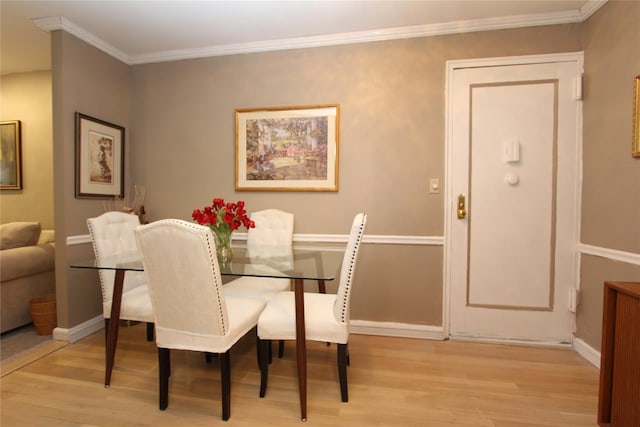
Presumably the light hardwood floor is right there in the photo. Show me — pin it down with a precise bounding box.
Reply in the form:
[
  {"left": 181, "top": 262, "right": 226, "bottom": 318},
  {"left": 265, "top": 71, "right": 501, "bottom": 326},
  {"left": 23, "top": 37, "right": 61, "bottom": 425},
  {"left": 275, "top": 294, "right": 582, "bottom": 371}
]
[{"left": 0, "top": 322, "right": 599, "bottom": 426}]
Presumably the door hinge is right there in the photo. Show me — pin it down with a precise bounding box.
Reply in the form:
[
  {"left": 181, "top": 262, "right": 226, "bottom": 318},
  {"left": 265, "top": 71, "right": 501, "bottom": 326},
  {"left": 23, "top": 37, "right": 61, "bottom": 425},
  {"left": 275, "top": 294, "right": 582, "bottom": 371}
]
[
  {"left": 574, "top": 73, "right": 584, "bottom": 100},
  {"left": 568, "top": 288, "right": 579, "bottom": 313}
]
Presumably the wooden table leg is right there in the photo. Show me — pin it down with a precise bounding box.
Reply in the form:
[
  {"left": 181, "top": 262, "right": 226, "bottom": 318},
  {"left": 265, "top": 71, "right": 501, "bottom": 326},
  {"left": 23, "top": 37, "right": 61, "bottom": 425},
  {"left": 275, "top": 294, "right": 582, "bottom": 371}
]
[
  {"left": 105, "top": 269, "right": 125, "bottom": 387},
  {"left": 293, "top": 278, "right": 307, "bottom": 421},
  {"left": 317, "top": 279, "right": 326, "bottom": 294}
]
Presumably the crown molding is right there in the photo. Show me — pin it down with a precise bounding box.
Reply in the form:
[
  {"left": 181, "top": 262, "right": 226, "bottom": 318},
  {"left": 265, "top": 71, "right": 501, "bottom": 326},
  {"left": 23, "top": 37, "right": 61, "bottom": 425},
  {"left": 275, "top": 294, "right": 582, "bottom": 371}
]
[
  {"left": 32, "top": 16, "right": 130, "bottom": 64},
  {"left": 580, "top": 0, "right": 609, "bottom": 20},
  {"left": 128, "top": 8, "right": 590, "bottom": 65},
  {"left": 33, "top": 0, "right": 608, "bottom": 66}
]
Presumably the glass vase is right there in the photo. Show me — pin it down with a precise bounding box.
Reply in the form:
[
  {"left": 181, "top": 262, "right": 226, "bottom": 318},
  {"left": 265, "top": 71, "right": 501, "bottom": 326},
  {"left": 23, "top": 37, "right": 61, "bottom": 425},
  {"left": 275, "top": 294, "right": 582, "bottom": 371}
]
[{"left": 212, "top": 228, "right": 233, "bottom": 265}]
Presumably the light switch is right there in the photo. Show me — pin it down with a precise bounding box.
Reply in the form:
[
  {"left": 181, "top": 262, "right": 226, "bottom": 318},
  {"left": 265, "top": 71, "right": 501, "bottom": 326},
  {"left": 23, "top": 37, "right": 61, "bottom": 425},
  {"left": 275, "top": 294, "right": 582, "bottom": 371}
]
[
  {"left": 429, "top": 178, "right": 439, "bottom": 194},
  {"left": 505, "top": 139, "right": 520, "bottom": 163}
]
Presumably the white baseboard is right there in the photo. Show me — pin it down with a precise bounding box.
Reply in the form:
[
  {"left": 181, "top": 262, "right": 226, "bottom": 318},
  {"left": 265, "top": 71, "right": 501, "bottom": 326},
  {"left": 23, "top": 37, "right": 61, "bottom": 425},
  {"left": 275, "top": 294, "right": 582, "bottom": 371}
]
[
  {"left": 52, "top": 315, "right": 104, "bottom": 343},
  {"left": 573, "top": 337, "right": 600, "bottom": 368},
  {"left": 49, "top": 315, "right": 600, "bottom": 370},
  {"left": 449, "top": 334, "right": 572, "bottom": 348},
  {"left": 448, "top": 334, "right": 601, "bottom": 368},
  {"left": 51, "top": 317, "right": 444, "bottom": 344},
  {"left": 351, "top": 320, "right": 445, "bottom": 340}
]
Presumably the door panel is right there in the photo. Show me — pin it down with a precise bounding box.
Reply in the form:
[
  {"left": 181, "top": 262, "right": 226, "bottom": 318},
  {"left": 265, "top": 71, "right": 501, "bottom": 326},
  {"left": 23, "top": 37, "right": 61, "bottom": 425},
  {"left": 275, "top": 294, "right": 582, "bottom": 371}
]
[
  {"left": 469, "top": 81, "right": 556, "bottom": 310},
  {"left": 447, "top": 58, "right": 581, "bottom": 344}
]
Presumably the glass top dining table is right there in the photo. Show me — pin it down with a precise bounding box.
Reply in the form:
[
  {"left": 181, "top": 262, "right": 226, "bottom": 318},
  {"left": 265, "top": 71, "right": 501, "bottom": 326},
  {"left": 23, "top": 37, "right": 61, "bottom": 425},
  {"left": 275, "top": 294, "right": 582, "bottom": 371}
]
[
  {"left": 70, "top": 243, "right": 345, "bottom": 421},
  {"left": 71, "top": 244, "right": 345, "bottom": 281}
]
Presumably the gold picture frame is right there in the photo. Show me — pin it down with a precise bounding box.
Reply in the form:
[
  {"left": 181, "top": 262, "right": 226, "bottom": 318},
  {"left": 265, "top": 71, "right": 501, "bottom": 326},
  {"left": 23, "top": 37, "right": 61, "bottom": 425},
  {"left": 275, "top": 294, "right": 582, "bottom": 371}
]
[
  {"left": 0, "top": 120, "right": 22, "bottom": 190},
  {"left": 235, "top": 104, "right": 339, "bottom": 192},
  {"left": 633, "top": 75, "right": 640, "bottom": 158}
]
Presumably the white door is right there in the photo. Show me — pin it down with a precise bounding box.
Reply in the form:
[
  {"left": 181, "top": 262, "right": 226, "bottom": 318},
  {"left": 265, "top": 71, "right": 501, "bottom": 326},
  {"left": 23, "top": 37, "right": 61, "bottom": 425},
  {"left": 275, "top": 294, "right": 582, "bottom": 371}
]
[{"left": 445, "top": 54, "right": 582, "bottom": 345}]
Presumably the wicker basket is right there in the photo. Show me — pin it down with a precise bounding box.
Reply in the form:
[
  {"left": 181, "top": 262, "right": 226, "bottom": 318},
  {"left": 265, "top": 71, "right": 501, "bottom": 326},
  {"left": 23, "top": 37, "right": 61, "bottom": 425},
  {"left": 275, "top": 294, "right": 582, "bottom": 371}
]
[{"left": 29, "top": 294, "right": 57, "bottom": 335}]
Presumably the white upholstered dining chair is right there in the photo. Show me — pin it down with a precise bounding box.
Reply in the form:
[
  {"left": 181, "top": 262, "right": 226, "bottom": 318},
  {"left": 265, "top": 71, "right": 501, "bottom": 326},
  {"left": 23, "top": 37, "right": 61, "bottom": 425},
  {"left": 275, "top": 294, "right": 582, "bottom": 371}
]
[
  {"left": 134, "top": 219, "right": 265, "bottom": 421},
  {"left": 222, "top": 209, "right": 294, "bottom": 359},
  {"left": 222, "top": 208, "right": 294, "bottom": 299},
  {"left": 87, "top": 211, "right": 154, "bottom": 342},
  {"left": 257, "top": 212, "right": 367, "bottom": 402}
]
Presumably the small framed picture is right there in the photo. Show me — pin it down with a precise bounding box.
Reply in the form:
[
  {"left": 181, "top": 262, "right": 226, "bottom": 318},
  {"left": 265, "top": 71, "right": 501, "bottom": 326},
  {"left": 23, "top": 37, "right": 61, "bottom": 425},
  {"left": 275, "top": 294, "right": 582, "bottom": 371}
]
[
  {"left": 75, "top": 112, "right": 125, "bottom": 198},
  {"left": 235, "top": 104, "right": 339, "bottom": 191},
  {"left": 0, "top": 120, "right": 22, "bottom": 190}
]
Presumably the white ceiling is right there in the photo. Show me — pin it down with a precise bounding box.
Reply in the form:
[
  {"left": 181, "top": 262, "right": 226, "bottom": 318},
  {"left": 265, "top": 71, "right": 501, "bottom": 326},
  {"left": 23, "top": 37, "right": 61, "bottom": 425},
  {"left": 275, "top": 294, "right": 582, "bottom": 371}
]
[{"left": 1, "top": 0, "right": 604, "bottom": 75}]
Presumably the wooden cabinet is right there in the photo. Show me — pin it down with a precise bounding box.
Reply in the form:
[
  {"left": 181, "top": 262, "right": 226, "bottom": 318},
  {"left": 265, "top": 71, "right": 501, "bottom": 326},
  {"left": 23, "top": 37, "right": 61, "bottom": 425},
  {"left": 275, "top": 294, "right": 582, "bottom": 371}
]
[{"left": 598, "top": 281, "right": 640, "bottom": 426}]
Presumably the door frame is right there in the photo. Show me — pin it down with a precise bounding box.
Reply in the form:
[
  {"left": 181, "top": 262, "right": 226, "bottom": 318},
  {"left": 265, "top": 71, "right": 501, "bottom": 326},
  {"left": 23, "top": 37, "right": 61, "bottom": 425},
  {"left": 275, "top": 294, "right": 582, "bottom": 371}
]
[{"left": 442, "top": 52, "right": 584, "bottom": 340}]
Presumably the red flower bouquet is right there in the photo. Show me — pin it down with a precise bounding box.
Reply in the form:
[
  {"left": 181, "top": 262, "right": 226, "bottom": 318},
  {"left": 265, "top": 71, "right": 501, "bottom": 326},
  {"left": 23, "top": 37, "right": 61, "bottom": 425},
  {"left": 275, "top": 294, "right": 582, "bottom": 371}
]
[{"left": 192, "top": 198, "right": 255, "bottom": 262}]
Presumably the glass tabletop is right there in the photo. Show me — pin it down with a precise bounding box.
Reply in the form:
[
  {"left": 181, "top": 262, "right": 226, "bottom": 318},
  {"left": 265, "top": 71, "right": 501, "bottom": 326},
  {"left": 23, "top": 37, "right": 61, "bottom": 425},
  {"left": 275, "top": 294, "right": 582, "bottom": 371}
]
[{"left": 70, "top": 243, "right": 345, "bottom": 281}]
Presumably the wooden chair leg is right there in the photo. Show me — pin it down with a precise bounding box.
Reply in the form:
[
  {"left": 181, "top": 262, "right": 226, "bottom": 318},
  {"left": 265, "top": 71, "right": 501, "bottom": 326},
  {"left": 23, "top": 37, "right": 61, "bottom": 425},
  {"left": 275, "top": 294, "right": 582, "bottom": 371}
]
[
  {"left": 158, "top": 347, "right": 170, "bottom": 410},
  {"left": 346, "top": 345, "right": 350, "bottom": 366},
  {"left": 255, "top": 334, "right": 261, "bottom": 369},
  {"left": 104, "top": 318, "right": 110, "bottom": 347},
  {"left": 259, "top": 339, "right": 270, "bottom": 398},
  {"left": 220, "top": 351, "right": 231, "bottom": 421},
  {"left": 337, "top": 343, "right": 349, "bottom": 402},
  {"left": 146, "top": 322, "right": 154, "bottom": 341},
  {"left": 278, "top": 340, "right": 285, "bottom": 358},
  {"left": 254, "top": 330, "right": 265, "bottom": 368}
]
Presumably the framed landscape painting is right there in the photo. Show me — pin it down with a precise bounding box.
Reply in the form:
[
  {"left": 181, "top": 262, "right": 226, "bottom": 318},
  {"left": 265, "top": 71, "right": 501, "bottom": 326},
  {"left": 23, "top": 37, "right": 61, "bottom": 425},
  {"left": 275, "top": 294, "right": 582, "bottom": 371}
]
[
  {"left": 235, "top": 104, "right": 339, "bottom": 191},
  {"left": 0, "top": 120, "right": 22, "bottom": 190},
  {"left": 75, "top": 112, "right": 125, "bottom": 198}
]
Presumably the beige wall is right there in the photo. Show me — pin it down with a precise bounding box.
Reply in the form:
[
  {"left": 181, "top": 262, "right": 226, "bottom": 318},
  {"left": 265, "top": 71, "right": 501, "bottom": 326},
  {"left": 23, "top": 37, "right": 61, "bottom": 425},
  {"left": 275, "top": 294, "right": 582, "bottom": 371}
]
[
  {"left": 582, "top": 1, "right": 640, "bottom": 252},
  {"left": 50, "top": 4, "right": 638, "bottom": 346},
  {"left": 51, "top": 30, "right": 131, "bottom": 328},
  {"left": 577, "top": 256, "right": 640, "bottom": 348},
  {"left": 578, "top": 1, "right": 640, "bottom": 350},
  {"left": 129, "top": 24, "right": 581, "bottom": 326},
  {"left": 0, "top": 71, "right": 54, "bottom": 229}
]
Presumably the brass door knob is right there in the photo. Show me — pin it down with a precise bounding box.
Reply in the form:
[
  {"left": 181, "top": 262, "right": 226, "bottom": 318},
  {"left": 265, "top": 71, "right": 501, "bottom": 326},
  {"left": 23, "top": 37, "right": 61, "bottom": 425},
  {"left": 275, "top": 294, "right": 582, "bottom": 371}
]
[{"left": 457, "top": 194, "right": 467, "bottom": 219}]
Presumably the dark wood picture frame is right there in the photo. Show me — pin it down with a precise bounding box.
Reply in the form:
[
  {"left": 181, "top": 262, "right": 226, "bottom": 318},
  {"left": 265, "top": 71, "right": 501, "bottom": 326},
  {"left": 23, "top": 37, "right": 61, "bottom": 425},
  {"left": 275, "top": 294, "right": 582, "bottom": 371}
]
[{"left": 75, "top": 112, "right": 125, "bottom": 199}]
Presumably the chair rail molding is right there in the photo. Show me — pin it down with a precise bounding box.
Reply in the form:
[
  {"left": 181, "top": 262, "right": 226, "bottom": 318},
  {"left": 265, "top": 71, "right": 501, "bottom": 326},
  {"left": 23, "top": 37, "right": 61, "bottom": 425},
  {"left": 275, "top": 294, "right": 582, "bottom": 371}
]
[
  {"left": 68, "top": 233, "right": 445, "bottom": 246},
  {"left": 578, "top": 243, "right": 640, "bottom": 266}
]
